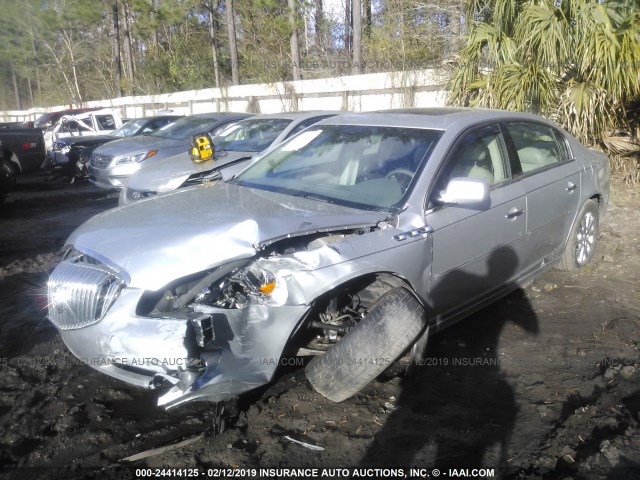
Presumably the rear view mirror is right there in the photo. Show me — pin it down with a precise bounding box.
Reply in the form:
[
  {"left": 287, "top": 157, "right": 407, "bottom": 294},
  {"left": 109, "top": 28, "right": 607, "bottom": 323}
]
[{"left": 440, "top": 177, "right": 489, "bottom": 205}]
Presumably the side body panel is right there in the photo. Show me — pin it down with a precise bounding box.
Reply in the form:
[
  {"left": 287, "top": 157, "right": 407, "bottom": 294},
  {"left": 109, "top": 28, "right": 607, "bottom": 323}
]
[
  {"left": 0, "top": 128, "right": 47, "bottom": 172},
  {"left": 427, "top": 182, "right": 528, "bottom": 320}
]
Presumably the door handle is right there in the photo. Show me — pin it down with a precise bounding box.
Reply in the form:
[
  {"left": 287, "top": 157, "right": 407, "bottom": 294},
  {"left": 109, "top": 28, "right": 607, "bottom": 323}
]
[
  {"left": 505, "top": 207, "right": 525, "bottom": 219},
  {"left": 566, "top": 182, "right": 577, "bottom": 192}
]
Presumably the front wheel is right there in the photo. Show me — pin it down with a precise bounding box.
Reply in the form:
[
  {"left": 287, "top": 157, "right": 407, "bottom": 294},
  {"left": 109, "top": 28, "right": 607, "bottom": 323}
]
[
  {"left": 558, "top": 199, "right": 599, "bottom": 271},
  {"left": 305, "top": 286, "right": 426, "bottom": 402}
]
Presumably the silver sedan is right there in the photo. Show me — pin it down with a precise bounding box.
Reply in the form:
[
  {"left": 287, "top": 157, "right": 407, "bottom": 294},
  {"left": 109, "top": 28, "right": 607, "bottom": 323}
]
[
  {"left": 88, "top": 112, "right": 252, "bottom": 189},
  {"left": 47, "top": 108, "right": 609, "bottom": 408},
  {"left": 119, "top": 111, "right": 339, "bottom": 205}
]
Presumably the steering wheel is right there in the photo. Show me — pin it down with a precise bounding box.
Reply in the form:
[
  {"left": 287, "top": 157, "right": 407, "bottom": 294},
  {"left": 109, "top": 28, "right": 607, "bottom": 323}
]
[{"left": 386, "top": 168, "right": 414, "bottom": 191}]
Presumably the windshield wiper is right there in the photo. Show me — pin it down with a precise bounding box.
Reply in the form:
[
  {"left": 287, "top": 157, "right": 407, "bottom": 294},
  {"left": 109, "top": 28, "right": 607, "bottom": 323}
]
[{"left": 290, "top": 192, "right": 335, "bottom": 205}]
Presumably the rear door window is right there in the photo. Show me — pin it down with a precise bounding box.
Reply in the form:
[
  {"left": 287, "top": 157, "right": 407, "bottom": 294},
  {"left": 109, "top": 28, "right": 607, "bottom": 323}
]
[{"left": 504, "top": 122, "right": 569, "bottom": 175}]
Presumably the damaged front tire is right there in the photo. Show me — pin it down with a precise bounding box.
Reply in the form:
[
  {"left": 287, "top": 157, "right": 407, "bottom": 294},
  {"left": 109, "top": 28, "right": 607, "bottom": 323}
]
[{"left": 305, "top": 286, "right": 426, "bottom": 402}]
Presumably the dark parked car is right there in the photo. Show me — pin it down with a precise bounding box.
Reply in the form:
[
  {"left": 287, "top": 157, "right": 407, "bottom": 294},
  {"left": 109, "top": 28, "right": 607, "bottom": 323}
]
[
  {"left": 0, "top": 127, "right": 47, "bottom": 194},
  {"left": 0, "top": 143, "right": 14, "bottom": 197},
  {"left": 47, "top": 108, "right": 609, "bottom": 408}
]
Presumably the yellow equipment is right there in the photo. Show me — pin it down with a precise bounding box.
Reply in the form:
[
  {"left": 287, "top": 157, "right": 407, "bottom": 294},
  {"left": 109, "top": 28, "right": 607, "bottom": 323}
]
[{"left": 190, "top": 132, "right": 215, "bottom": 163}]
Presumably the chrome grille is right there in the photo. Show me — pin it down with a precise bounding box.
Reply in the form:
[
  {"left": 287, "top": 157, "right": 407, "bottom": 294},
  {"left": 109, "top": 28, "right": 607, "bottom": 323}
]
[
  {"left": 90, "top": 153, "right": 113, "bottom": 169},
  {"left": 47, "top": 261, "right": 123, "bottom": 331}
]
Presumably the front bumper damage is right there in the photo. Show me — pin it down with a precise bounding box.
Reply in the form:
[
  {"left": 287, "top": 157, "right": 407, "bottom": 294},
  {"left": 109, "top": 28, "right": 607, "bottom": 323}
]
[
  {"left": 46, "top": 198, "right": 407, "bottom": 408},
  {"left": 49, "top": 265, "right": 310, "bottom": 408}
]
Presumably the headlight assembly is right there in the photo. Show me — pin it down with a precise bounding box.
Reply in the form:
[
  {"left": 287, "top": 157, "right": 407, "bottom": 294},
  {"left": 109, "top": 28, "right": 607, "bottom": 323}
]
[
  {"left": 52, "top": 142, "right": 69, "bottom": 153},
  {"left": 242, "top": 264, "right": 288, "bottom": 306},
  {"left": 115, "top": 150, "right": 158, "bottom": 165},
  {"left": 141, "top": 263, "right": 290, "bottom": 316}
]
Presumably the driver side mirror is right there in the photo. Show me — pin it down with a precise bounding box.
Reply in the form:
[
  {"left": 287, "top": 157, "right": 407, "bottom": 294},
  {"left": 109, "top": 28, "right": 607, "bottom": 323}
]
[{"left": 439, "top": 177, "right": 489, "bottom": 206}]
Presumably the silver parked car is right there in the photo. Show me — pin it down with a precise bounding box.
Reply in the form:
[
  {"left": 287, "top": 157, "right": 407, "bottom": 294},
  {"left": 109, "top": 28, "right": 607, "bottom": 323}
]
[
  {"left": 47, "top": 108, "right": 609, "bottom": 408},
  {"left": 88, "top": 112, "right": 252, "bottom": 189},
  {"left": 119, "top": 111, "right": 340, "bottom": 205},
  {"left": 50, "top": 114, "right": 182, "bottom": 168}
]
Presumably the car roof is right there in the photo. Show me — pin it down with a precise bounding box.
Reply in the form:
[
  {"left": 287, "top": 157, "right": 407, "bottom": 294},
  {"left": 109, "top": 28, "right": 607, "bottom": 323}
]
[
  {"left": 320, "top": 108, "right": 557, "bottom": 131},
  {"left": 190, "top": 112, "right": 253, "bottom": 119},
  {"left": 35, "top": 107, "right": 104, "bottom": 125},
  {"left": 162, "top": 113, "right": 252, "bottom": 131},
  {"left": 239, "top": 111, "right": 342, "bottom": 121},
  {"left": 47, "top": 107, "right": 103, "bottom": 118},
  {"left": 128, "top": 115, "right": 183, "bottom": 122},
  {"left": 62, "top": 108, "right": 118, "bottom": 119}
]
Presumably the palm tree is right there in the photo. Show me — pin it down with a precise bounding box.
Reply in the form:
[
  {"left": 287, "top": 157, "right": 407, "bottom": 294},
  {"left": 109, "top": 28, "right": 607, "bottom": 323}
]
[{"left": 448, "top": 0, "right": 640, "bottom": 146}]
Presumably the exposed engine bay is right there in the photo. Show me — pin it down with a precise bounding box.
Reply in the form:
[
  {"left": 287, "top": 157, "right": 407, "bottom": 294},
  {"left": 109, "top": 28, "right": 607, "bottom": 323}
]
[{"left": 138, "top": 230, "right": 379, "bottom": 359}]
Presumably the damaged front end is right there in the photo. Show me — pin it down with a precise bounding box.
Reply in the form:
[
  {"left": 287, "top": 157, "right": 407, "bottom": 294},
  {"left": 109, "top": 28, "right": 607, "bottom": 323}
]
[{"left": 46, "top": 225, "right": 380, "bottom": 408}]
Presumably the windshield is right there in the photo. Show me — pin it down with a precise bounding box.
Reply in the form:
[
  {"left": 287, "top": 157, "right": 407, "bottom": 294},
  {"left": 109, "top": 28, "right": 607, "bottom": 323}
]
[
  {"left": 150, "top": 116, "right": 218, "bottom": 140},
  {"left": 35, "top": 112, "right": 63, "bottom": 128},
  {"left": 112, "top": 118, "right": 146, "bottom": 137},
  {"left": 213, "top": 118, "right": 292, "bottom": 153},
  {"left": 34, "top": 113, "right": 53, "bottom": 127},
  {"left": 233, "top": 125, "right": 442, "bottom": 211}
]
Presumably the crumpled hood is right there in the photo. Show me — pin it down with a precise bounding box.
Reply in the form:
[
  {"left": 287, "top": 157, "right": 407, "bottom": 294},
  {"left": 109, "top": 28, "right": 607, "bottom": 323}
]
[
  {"left": 127, "top": 150, "right": 255, "bottom": 193},
  {"left": 68, "top": 182, "right": 387, "bottom": 290},
  {"left": 93, "top": 135, "right": 182, "bottom": 157}
]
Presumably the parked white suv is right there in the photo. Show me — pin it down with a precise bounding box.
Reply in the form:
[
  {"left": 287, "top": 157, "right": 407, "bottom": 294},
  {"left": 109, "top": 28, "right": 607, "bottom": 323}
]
[{"left": 45, "top": 109, "right": 123, "bottom": 165}]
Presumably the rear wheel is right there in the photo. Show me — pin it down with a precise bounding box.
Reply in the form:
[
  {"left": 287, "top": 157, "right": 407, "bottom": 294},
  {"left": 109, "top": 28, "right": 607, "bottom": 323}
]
[
  {"left": 305, "top": 285, "right": 426, "bottom": 402},
  {"left": 558, "top": 199, "right": 599, "bottom": 271}
]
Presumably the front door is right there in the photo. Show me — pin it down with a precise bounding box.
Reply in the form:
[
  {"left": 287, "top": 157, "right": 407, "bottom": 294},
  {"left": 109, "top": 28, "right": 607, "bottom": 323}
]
[{"left": 426, "top": 124, "right": 527, "bottom": 324}]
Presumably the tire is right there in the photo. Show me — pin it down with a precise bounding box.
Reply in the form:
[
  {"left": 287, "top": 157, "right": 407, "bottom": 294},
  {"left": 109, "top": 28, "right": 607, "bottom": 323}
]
[
  {"left": 0, "top": 159, "right": 16, "bottom": 196},
  {"left": 557, "top": 199, "right": 599, "bottom": 271},
  {"left": 406, "top": 324, "right": 430, "bottom": 376},
  {"left": 305, "top": 286, "right": 426, "bottom": 402}
]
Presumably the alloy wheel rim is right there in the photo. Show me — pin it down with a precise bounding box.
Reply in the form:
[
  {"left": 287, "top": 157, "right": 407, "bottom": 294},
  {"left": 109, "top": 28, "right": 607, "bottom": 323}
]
[{"left": 575, "top": 211, "right": 595, "bottom": 265}]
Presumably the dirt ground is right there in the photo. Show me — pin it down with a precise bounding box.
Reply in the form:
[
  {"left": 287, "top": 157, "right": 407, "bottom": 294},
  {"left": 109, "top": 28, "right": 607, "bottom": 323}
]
[{"left": 0, "top": 172, "right": 639, "bottom": 480}]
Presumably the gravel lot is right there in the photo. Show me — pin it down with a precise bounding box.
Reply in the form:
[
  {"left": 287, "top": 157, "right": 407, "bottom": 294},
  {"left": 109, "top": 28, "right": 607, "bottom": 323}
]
[{"left": 1, "top": 173, "right": 639, "bottom": 479}]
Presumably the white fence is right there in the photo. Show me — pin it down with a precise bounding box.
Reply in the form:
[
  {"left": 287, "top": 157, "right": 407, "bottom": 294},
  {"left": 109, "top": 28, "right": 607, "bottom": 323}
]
[{"left": 1, "top": 69, "right": 450, "bottom": 122}]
